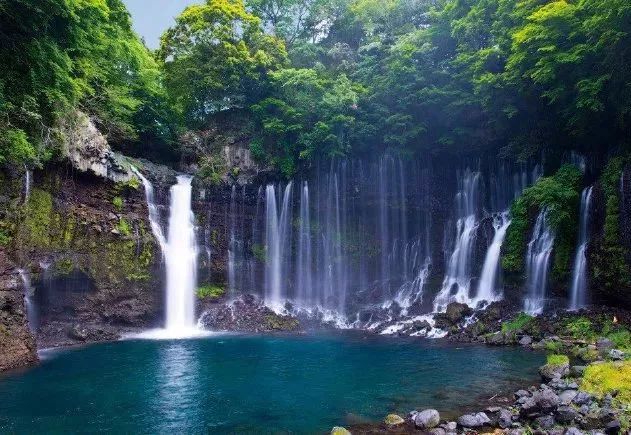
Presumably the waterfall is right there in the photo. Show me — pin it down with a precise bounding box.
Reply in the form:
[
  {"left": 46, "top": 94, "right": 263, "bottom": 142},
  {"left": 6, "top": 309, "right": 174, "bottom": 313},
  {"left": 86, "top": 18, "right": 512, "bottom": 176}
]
[
  {"left": 392, "top": 259, "right": 431, "bottom": 316},
  {"left": 474, "top": 211, "right": 511, "bottom": 305},
  {"left": 131, "top": 167, "right": 167, "bottom": 251},
  {"left": 23, "top": 166, "right": 32, "bottom": 203},
  {"left": 264, "top": 183, "right": 293, "bottom": 311},
  {"left": 227, "top": 186, "right": 237, "bottom": 294},
  {"left": 17, "top": 269, "right": 37, "bottom": 333},
  {"left": 296, "top": 182, "right": 313, "bottom": 304},
  {"left": 569, "top": 186, "right": 593, "bottom": 310},
  {"left": 524, "top": 209, "right": 555, "bottom": 314},
  {"left": 164, "top": 176, "right": 198, "bottom": 331},
  {"left": 133, "top": 168, "right": 199, "bottom": 336},
  {"left": 433, "top": 169, "right": 481, "bottom": 311}
]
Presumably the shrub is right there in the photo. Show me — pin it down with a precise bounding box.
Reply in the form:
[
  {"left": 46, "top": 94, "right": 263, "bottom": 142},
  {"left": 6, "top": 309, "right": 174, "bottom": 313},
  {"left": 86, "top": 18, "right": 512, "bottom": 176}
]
[
  {"left": 503, "top": 165, "right": 581, "bottom": 282},
  {"left": 115, "top": 218, "right": 132, "bottom": 236},
  {"left": 564, "top": 317, "right": 596, "bottom": 340},
  {"left": 582, "top": 361, "right": 631, "bottom": 405},
  {"left": 197, "top": 284, "right": 225, "bottom": 300},
  {"left": 112, "top": 196, "right": 123, "bottom": 211},
  {"left": 502, "top": 312, "right": 533, "bottom": 332},
  {"left": 547, "top": 354, "right": 569, "bottom": 366}
]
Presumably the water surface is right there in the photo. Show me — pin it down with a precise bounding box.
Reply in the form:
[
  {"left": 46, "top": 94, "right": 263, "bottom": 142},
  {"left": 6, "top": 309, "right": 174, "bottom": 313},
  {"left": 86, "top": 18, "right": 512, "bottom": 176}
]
[{"left": 0, "top": 334, "right": 543, "bottom": 433}]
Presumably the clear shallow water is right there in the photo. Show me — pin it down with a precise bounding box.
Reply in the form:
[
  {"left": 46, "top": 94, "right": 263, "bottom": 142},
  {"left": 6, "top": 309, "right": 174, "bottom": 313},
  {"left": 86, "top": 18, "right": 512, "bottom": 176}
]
[{"left": 0, "top": 334, "right": 543, "bottom": 433}]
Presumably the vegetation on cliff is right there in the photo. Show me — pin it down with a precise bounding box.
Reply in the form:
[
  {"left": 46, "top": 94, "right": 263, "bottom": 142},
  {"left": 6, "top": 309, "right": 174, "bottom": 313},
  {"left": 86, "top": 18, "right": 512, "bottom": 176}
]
[{"left": 503, "top": 165, "right": 582, "bottom": 282}]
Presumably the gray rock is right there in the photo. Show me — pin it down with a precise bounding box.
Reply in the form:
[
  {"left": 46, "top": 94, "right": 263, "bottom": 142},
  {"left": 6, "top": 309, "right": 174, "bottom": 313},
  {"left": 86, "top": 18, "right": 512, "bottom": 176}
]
[
  {"left": 571, "top": 366, "right": 587, "bottom": 376},
  {"left": 457, "top": 412, "right": 491, "bottom": 428},
  {"left": 605, "top": 419, "right": 621, "bottom": 435},
  {"left": 519, "top": 335, "right": 533, "bottom": 346},
  {"left": 507, "top": 430, "right": 526, "bottom": 435},
  {"left": 414, "top": 409, "right": 440, "bottom": 429},
  {"left": 540, "top": 362, "right": 570, "bottom": 381},
  {"left": 559, "top": 390, "right": 579, "bottom": 405},
  {"left": 68, "top": 324, "right": 88, "bottom": 341},
  {"left": 429, "top": 428, "right": 446, "bottom": 435},
  {"left": 565, "top": 428, "right": 584, "bottom": 435},
  {"left": 384, "top": 414, "right": 405, "bottom": 426},
  {"left": 445, "top": 302, "right": 472, "bottom": 324},
  {"left": 535, "top": 414, "right": 556, "bottom": 429},
  {"left": 537, "top": 389, "right": 561, "bottom": 412},
  {"left": 596, "top": 338, "right": 614, "bottom": 351},
  {"left": 555, "top": 405, "right": 581, "bottom": 424},
  {"left": 573, "top": 391, "right": 594, "bottom": 406},
  {"left": 444, "top": 421, "right": 457, "bottom": 431},
  {"left": 608, "top": 349, "right": 625, "bottom": 360},
  {"left": 515, "top": 389, "right": 531, "bottom": 399}
]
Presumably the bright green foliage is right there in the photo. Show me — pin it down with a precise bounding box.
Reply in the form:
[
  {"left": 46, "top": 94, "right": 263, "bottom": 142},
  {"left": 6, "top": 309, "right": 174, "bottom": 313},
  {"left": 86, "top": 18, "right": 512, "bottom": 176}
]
[
  {"left": 197, "top": 284, "right": 226, "bottom": 300},
  {"left": 112, "top": 196, "right": 124, "bottom": 211},
  {"left": 564, "top": 317, "right": 596, "bottom": 341},
  {"left": 158, "top": 0, "right": 287, "bottom": 126},
  {"left": 501, "top": 312, "right": 533, "bottom": 332},
  {"left": 0, "top": 0, "right": 176, "bottom": 168},
  {"left": 503, "top": 165, "right": 581, "bottom": 281},
  {"left": 546, "top": 354, "right": 569, "bottom": 366},
  {"left": 582, "top": 361, "right": 631, "bottom": 405},
  {"left": 251, "top": 68, "right": 362, "bottom": 176},
  {"left": 591, "top": 157, "right": 631, "bottom": 304}
]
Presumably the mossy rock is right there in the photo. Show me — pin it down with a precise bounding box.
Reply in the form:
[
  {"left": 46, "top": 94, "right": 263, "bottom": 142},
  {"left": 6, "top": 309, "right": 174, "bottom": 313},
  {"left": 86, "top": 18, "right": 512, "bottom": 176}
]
[{"left": 197, "top": 284, "right": 225, "bottom": 301}]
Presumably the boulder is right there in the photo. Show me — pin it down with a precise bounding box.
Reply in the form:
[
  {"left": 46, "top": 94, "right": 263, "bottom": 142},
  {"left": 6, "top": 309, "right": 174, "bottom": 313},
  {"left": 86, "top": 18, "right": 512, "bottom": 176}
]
[
  {"left": 572, "top": 391, "right": 593, "bottom": 406},
  {"left": 571, "top": 366, "right": 587, "bottom": 376},
  {"left": 559, "top": 390, "right": 578, "bottom": 405},
  {"left": 457, "top": 412, "right": 491, "bottom": 428},
  {"left": 445, "top": 302, "right": 472, "bottom": 324},
  {"left": 596, "top": 338, "right": 614, "bottom": 352},
  {"left": 519, "top": 335, "right": 533, "bottom": 346},
  {"left": 429, "top": 428, "right": 446, "bottom": 435},
  {"left": 535, "top": 414, "right": 556, "bottom": 429},
  {"left": 605, "top": 419, "right": 621, "bottom": 435},
  {"left": 608, "top": 349, "right": 625, "bottom": 360},
  {"left": 540, "top": 362, "right": 570, "bottom": 381},
  {"left": 413, "top": 409, "right": 440, "bottom": 429},
  {"left": 331, "top": 427, "right": 351, "bottom": 435},
  {"left": 565, "top": 427, "right": 584, "bottom": 435},
  {"left": 486, "top": 407, "right": 513, "bottom": 429},
  {"left": 555, "top": 406, "right": 581, "bottom": 424},
  {"left": 384, "top": 414, "right": 405, "bottom": 426}
]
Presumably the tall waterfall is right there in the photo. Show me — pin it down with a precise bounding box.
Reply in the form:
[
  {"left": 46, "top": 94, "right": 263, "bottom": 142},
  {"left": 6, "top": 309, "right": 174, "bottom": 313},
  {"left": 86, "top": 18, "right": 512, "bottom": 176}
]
[
  {"left": 134, "top": 169, "right": 199, "bottom": 336},
  {"left": 23, "top": 166, "right": 32, "bottom": 203},
  {"left": 475, "top": 211, "right": 511, "bottom": 304},
  {"left": 569, "top": 186, "right": 593, "bottom": 310},
  {"left": 524, "top": 210, "right": 555, "bottom": 314},
  {"left": 433, "top": 169, "right": 481, "bottom": 311},
  {"left": 264, "top": 183, "right": 293, "bottom": 311},
  {"left": 165, "top": 176, "right": 198, "bottom": 331},
  {"left": 17, "top": 269, "right": 37, "bottom": 332}
]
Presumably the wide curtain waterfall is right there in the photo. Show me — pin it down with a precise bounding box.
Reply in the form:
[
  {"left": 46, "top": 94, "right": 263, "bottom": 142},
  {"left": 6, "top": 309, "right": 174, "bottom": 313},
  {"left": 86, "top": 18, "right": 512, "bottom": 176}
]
[
  {"left": 569, "top": 186, "right": 593, "bottom": 310},
  {"left": 214, "top": 156, "right": 546, "bottom": 321}
]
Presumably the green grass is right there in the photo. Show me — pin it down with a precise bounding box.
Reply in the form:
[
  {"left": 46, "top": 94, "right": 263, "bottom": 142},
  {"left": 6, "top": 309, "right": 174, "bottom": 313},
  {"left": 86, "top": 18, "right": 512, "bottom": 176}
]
[
  {"left": 564, "top": 317, "right": 596, "bottom": 340},
  {"left": 547, "top": 354, "right": 569, "bottom": 366},
  {"left": 197, "top": 284, "right": 226, "bottom": 300},
  {"left": 112, "top": 196, "right": 123, "bottom": 211},
  {"left": 502, "top": 312, "right": 533, "bottom": 333},
  {"left": 582, "top": 361, "right": 631, "bottom": 405}
]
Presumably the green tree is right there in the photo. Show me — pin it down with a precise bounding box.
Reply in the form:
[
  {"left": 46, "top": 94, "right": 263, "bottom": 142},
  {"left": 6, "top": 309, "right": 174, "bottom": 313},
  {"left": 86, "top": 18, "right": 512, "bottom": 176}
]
[{"left": 159, "top": 0, "right": 287, "bottom": 127}]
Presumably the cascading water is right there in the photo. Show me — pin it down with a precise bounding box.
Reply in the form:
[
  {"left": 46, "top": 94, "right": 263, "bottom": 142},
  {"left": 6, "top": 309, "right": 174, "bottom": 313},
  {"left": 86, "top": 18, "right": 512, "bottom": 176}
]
[
  {"left": 433, "top": 169, "right": 481, "bottom": 311},
  {"left": 474, "top": 211, "right": 511, "bottom": 305},
  {"left": 23, "top": 166, "right": 32, "bottom": 203},
  {"left": 165, "top": 176, "right": 198, "bottom": 331},
  {"left": 133, "top": 169, "right": 200, "bottom": 337},
  {"left": 524, "top": 210, "right": 555, "bottom": 314},
  {"left": 17, "top": 269, "right": 37, "bottom": 332},
  {"left": 264, "top": 183, "right": 293, "bottom": 311},
  {"left": 569, "top": 186, "right": 593, "bottom": 310}
]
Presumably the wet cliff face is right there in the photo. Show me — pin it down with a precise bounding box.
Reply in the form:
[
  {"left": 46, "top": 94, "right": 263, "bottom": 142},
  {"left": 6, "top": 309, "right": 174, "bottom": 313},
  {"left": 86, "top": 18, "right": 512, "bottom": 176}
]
[
  {"left": 9, "top": 166, "right": 164, "bottom": 347},
  {"left": 0, "top": 250, "right": 37, "bottom": 371}
]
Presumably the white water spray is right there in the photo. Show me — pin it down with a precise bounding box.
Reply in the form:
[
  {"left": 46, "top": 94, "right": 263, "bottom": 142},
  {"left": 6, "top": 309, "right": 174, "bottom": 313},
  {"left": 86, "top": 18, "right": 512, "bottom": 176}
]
[
  {"left": 17, "top": 269, "right": 37, "bottom": 332},
  {"left": 133, "top": 168, "right": 200, "bottom": 338},
  {"left": 524, "top": 210, "right": 555, "bottom": 314},
  {"left": 474, "top": 211, "right": 511, "bottom": 305},
  {"left": 569, "top": 186, "right": 593, "bottom": 310}
]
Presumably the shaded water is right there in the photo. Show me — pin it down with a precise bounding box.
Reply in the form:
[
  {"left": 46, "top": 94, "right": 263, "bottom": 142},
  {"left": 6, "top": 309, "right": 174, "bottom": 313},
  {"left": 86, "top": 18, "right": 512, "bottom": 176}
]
[{"left": 0, "top": 335, "right": 543, "bottom": 433}]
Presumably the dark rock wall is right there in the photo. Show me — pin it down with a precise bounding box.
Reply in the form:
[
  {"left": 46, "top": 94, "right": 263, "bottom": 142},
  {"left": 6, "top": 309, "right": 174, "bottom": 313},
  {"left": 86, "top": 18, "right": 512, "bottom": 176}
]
[{"left": 0, "top": 250, "right": 37, "bottom": 372}]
